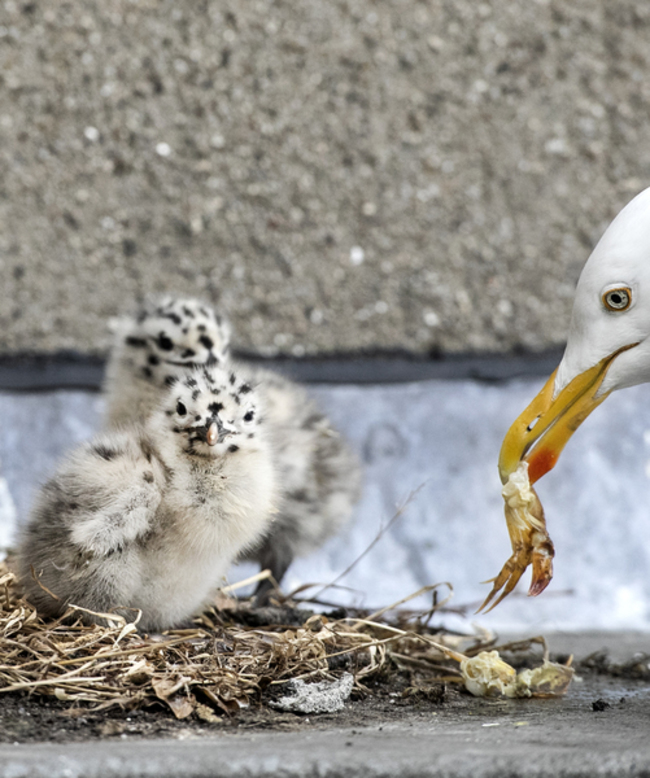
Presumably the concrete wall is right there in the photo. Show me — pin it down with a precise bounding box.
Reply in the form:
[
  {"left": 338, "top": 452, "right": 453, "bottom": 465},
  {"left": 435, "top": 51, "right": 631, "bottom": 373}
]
[{"left": 2, "top": 0, "right": 650, "bottom": 357}]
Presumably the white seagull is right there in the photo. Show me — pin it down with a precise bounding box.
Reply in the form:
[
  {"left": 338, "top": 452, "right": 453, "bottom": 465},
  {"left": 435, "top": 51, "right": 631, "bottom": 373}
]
[{"left": 482, "top": 186, "right": 650, "bottom": 609}]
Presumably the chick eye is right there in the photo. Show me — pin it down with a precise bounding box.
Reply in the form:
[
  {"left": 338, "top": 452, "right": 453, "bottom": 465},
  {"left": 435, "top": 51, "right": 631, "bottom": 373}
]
[
  {"left": 602, "top": 287, "right": 632, "bottom": 312},
  {"left": 176, "top": 401, "right": 187, "bottom": 416},
  {"left": 243, "top": 411, "right": 254, "bottom": 422}
]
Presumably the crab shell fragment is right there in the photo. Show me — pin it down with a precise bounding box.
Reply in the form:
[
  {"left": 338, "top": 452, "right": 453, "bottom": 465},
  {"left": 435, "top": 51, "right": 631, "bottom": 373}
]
[{"left": 460, "top": 650, "right": 574, "bottom": 699}]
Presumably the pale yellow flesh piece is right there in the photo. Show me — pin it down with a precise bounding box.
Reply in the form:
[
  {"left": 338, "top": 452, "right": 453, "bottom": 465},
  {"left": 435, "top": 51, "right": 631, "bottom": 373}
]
[
  {"left": 478, "top": 463, "right": 554, "bottom": 613},
  {"left": 460, "top": 650, "right": 517, "bottom": 698},
  {"left": 460, "top": 650, "right": 574, "bottom": 699}
]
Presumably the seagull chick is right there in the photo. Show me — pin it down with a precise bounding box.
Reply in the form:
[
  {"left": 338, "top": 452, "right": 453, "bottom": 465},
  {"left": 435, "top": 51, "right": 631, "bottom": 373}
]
[
  {"left": 103, "top": 297, "right": 362, "bottom": 599},
  {"left": 19, "top": 366, "right": 278, "bottom": 631},
  {"left": 104, "top": 295, "right": 231, "bottom": 428},
  {"left": 235, "top": 365, "right": 362, "bottom": 600}
]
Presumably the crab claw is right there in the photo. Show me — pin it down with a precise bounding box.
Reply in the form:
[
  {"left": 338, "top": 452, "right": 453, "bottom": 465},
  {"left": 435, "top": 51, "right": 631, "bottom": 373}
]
[
  {"left": 478, "top": 558, "right": 526, "bottom": 614},
  {"left": 478, "top": 529, "right": 554, "bottom": 613},
  {"left": 529, "top": 531, "right": 555, "bottom": 597},
  {"left": 477, "top": 463, "right": 555, "bottom": 613}
]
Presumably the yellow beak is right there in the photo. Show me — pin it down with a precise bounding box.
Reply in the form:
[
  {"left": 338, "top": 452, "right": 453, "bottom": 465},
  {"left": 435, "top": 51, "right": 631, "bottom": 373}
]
[{"left": 498, "top": 344, "right": 637, "bottom": 485}]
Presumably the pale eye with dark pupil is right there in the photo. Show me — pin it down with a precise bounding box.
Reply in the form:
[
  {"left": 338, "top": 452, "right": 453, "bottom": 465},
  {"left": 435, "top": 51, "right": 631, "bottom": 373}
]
[{"left": 603, "top": 287, "right": 631, "bottom": 311}]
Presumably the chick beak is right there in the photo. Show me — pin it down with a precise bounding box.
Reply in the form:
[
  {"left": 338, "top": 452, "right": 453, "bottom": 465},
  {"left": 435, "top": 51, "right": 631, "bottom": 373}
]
[
  {"left": 206, "top": 422, "right": 219, "bottom": 447},
  {"left": 498, "top": 343, "right": 637, "bottom": 485},
  {"left": 205, "top": 418, "right": 235, "bottom": 446}
]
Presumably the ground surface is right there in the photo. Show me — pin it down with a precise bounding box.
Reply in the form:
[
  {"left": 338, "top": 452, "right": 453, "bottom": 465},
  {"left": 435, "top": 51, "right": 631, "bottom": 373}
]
[
  {"left": 3, "top": 1, "right": 650, "bottom": 358},
  {"left": 0, "top": 664, "right": 646, "bottom": 745},
  {"left": 0, "top": 632, "right": 647, "bottom": 742},
  {"left": 0, "top": 651, "right": 649, "bottom": 778}
]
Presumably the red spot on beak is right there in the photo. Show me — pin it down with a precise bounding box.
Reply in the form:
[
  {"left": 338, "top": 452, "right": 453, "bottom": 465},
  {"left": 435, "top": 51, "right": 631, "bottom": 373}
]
[{"left": 527, "top": 448, "right": 558, "bottom": 484}]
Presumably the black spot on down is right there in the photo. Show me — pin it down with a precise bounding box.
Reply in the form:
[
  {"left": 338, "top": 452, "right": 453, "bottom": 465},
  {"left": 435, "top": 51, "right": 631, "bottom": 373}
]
[
  {"left": 126, "top": 336, "right": 147, "bottom": 348},
  {"left": 156, "top": 332, "right": 174, "bottom": 351},
  {"left": 93, "top": 444, "right": 118, "bottom": 461}
]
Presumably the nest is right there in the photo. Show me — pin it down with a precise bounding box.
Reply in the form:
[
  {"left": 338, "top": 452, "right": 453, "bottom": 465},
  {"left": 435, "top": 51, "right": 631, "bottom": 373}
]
[{"left": 0, "top": 561, "right": 496, "bottom": 720}]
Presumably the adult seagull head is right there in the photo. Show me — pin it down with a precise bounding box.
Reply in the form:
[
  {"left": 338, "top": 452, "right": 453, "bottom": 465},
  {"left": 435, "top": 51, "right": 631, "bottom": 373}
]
[
  {"left": 500, "top": 186, "right": 650, "bottom": 486},
  {"left": 478, "top": 186, "right": 650, "bottom": 612}
]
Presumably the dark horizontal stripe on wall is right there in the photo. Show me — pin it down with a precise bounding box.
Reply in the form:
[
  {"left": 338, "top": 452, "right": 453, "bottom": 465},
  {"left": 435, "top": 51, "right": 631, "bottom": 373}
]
[
  {"left": 0, "top": 348, "right": 565, "bottom": 391},
  {"left": 0, "top": 353, "right": 105, "bottom": 391}
]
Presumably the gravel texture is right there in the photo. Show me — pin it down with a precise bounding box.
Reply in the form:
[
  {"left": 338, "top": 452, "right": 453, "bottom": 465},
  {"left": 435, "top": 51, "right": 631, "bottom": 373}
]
[{"left": 2, "top": 0, "right": 650, "bottom": 357}]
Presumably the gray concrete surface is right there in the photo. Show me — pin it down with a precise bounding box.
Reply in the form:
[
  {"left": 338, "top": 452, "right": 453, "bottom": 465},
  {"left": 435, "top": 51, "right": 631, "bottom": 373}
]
[
  {"left": 0, "top": 632, "right": 649, "bottom": 777},
  {"left": 2, "top": 714, "right": 650, "bottom": 778},
  {"left": 4, "top": 376, "right": 650, "bottom": 633},
  {"left": 2, "top": 1, "right": 650, "bottom": 357}
]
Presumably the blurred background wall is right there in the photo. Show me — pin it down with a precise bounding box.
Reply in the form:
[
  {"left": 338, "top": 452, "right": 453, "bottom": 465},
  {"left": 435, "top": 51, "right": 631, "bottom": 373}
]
[
  {"left": 3, "top": 0, "right": 650, "bottom": 632},
  {"left": 2, "top": 0, "right": 650, "bottom": 358}
]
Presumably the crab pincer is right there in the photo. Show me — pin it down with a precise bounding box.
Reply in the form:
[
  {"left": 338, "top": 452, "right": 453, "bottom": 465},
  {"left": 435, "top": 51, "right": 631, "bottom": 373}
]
[{"left": 478, "top": 463, "right": 554, "bottom": 613}]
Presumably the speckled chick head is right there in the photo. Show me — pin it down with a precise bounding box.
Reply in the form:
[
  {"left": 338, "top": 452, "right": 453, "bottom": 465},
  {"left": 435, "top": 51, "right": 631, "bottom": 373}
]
[
  {"left": 116, "top": 296, "right": 232, "bottom": 386},
  {"left": 163, "top": 367, "right": 262, "bottom": 458}
]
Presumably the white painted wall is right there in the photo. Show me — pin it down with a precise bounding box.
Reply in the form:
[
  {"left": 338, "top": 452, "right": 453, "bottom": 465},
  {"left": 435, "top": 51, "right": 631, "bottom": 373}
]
[{"left": 2, "top": 378, "right": 650, "bottom": 632}]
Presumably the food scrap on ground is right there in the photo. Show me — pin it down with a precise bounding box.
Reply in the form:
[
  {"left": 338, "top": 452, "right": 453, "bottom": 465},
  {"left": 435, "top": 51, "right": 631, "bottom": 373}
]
[{"left": 459, "top": 650, "right": 573, "bottom": 699}]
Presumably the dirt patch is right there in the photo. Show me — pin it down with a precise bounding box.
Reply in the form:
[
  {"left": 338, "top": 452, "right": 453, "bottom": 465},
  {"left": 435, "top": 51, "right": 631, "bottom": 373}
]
[
  {"left": 1, "top": 661, "right": 646, "bottom": 745},
  {"left": 0, "top": 673, "right": 451, "bottom": 743}
]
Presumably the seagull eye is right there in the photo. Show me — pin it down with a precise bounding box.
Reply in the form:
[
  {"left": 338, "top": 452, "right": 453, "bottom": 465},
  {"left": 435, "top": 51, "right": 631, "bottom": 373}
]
[
  {"left": 176, "top": 401, "right": 187, "bottom": 416},
  {"left": 602, "top": 287, "right": 632, "bottom": 312}
]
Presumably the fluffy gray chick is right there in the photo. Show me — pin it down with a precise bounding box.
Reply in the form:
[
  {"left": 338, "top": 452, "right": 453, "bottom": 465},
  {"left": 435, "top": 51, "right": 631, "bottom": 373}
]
[
  {"left": 103, "top": 295, "right": 232, "bottom": 428},
  {"left": 19, "top": 367, "right": 278, "bottom": 631},
  {"left": 103, "top": 297, "right": 362, "bottom": 600},
  {"left": 235, "top": 364, "right": 362, "bottom": 600}
]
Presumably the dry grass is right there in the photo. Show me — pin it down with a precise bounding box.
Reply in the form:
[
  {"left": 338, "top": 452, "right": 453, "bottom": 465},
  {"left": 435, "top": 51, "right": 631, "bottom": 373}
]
[{"left": 0, "top": 561, "right": 501, "bottom": 720}]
